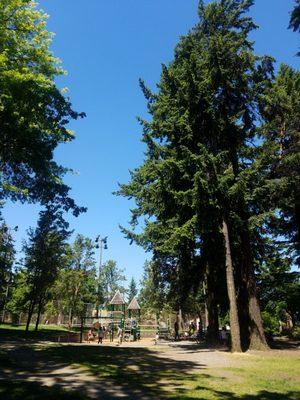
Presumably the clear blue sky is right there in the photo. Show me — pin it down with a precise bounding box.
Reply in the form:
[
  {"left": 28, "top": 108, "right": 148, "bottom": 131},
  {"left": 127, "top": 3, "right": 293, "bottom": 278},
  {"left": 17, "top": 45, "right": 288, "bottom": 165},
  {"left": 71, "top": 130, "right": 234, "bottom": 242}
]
[{"left": 3, "top": 0, "right": 299, "bottom": 286}]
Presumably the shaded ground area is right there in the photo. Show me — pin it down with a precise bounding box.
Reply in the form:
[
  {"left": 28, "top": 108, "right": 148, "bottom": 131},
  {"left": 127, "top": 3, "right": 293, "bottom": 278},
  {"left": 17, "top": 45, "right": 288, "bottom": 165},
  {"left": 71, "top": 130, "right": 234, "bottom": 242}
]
[
  {"left": 0, "top": 343, "right": 200, "bottom": 399},
  {"left": 0, "top": 339, "right": 299, "bottom": 399}
]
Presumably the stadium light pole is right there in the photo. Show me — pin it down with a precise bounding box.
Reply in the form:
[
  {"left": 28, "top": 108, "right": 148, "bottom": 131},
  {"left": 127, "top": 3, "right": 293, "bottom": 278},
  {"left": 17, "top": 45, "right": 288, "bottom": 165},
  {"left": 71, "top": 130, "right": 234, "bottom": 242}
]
[{"left": 95, "top": 235, "right": 108, "bottom": 318}]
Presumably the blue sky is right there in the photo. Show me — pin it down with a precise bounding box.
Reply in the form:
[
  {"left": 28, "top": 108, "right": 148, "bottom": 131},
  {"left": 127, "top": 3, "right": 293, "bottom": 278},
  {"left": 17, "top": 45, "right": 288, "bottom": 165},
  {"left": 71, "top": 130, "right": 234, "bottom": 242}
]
[{"left": 3, "top": 0, "right": 299, "bottom": 286}]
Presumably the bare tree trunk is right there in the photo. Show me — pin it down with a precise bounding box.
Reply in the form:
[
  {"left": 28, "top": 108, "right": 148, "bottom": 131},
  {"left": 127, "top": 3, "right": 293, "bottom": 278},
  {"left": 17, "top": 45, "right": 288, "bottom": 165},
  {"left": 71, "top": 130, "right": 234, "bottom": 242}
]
[
  {"left": 1, "top": 279, "right": 10, "bottom": 323},
  {"left": 240, "top": 228, "right": 269, "bottom": 351},
  {"left": 248, "top": 269, "right": 269, "bottom": 350},
  {"left": 236, "top": 267, "right": 250, "bottom": 350},
  {"left": 206, "top": 266, "right": 220, "bottom": 344},
  {"left": 69, "top": 308, "right": 72, "bottom": 325},
  {"left": 57, "top": 312, "right": 62, "bottom": 325},
  {"left": 35, "top": 298, "right": 43, "bottom": 332},
  {"left": 69, "top": 307, "right": 74, "bottom": 325},
  {"left": 178, "top": 308, "right": 183, "bottom": 332},
  {"left": 222, "top": 220, "right": 242, "bottom": 352},
  {"left": 26, "top": 300, "right": 35, "bottom": 332},
  {"left": 202, "top": 281, "right": 208, "bottom": 329}
]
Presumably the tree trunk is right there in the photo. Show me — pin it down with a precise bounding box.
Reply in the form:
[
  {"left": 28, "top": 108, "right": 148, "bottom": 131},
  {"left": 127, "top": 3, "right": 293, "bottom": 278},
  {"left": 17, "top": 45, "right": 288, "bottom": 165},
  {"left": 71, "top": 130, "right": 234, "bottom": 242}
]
[
  {"left": 247, "top": 269, "right": 269, "bottom": 350},
  {"left": 26, "top": 300, "right": 35, "bottom": 332},
  {"left": 235, "top": 263, "right": 251, "bottom": 351},
  {"left": 197, "top": 310, "right": 203, "bottom": 331},
  {"left": 205, "top": 267, "right": 220, "bottom": 344},
  {"left": 57, "top": 311, "right": 62, "bottom": 325},
  {"left": 179, "top": 308, "right": 183, "bottom": 331},
  {"left": 1, "top": 279, "right": 10, "bottom": 323},
  {"left": 69, "top": 308, "right": 73, "bottom": 325},
  {"left": 222, "top": 220, "right": 242, "bottom": 352},
  {"left": 226, "top": 119, "right": 268, "bottom": 351},
  {"left": 202, "top": 281, "right": 208, "bottom": 329},
  {"left": 240, "top": 229, "right": 269, "bottom": 350},
  {"left": 294, "top": 189, "right": 300, "bottom": 259},
  {"left": 35, "top": 298, "right": 43, "bottom": 332}
]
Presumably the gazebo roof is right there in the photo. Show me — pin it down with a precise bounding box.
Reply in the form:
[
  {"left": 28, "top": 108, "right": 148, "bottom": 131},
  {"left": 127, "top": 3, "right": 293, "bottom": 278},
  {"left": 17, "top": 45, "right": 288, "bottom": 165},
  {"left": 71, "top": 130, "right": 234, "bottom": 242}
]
[
  {"left": 127, "top": 297, "right": 141, "bottom": 310},
  {"left": 109, "top": 290, "right": 125, "bottom": 305}
]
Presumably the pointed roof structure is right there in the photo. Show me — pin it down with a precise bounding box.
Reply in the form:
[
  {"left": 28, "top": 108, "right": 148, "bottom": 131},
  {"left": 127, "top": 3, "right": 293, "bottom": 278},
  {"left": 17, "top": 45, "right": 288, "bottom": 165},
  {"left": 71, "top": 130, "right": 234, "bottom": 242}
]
[
  {"left": 127, "top": 297, "right": 141, "bottom": 310},
  {"left": 109, "top": 290, "right": 125, "bottom": 305}
]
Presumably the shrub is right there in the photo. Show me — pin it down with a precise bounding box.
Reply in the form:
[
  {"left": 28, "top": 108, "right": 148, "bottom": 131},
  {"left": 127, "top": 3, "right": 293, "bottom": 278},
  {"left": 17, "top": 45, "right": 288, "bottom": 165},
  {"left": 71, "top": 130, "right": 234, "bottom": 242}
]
[{"left": 262, "top": 311, "right": 280, "bottom": 337}]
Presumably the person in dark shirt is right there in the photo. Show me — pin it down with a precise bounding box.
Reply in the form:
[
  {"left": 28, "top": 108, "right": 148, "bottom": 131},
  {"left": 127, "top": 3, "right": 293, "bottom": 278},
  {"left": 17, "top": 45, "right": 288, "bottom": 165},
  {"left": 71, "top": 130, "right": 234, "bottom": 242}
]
[{"left": 174, "top": 320, "right": 180, "bottom": 341}]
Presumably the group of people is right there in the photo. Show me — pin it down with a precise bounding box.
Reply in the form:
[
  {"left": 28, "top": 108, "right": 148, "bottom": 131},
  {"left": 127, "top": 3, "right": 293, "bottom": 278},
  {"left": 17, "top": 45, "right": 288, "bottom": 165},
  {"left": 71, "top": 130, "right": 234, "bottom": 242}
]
[
  {"left": 174, "top": 319, "right": 199, "bottom": 341},
  {"left": 173, "top": 319, "right": 230, "bottom": 345},
  {"left": 87, "top": 324, "right": 124, "bottom": 344}
]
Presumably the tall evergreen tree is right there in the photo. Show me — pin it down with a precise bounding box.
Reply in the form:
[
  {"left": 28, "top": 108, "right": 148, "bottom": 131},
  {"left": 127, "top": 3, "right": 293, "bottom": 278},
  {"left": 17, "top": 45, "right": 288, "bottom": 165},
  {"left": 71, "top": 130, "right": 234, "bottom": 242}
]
[
  {"left": 0, "top": 215, "right": 16, "bottom": 321},
  {"left": 256, "top": 65, "right": 300, "bottom": 266},
  {"left": 128, "top": 277, "right": 138, "bottom": 302},
  {"left": 290, "top": 0, "right": 300, "bottom": 32},
  {"left": 118, "top": 0, "right": 273, "bottom": 351},
  {"left": 138, "top": 261, "right": 167, "bottom": 317},
  {"left": 23, "top": 205, "right": 70, "bottom": 331},
  {"left": 289, "top": 0, "right": 300, "bottom": 55}
]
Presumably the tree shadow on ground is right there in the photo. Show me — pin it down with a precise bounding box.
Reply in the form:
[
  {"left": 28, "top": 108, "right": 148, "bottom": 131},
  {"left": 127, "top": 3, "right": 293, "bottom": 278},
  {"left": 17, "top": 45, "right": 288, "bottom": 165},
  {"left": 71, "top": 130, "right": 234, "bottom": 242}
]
[
  {"left": 270, "top": 337, "right": 300, "bottom": 350},
  {"left": 0, "top": 343, "right": 299, "bottom": 400},
  {"left": 0, "top": 344, "right": 202, "bottom": 399},
  {"left": 0, "top": 380, "right": 87, "bottom": 400},
  {"left": 166, "top": 341, "right": 230, "bottom": 353}
]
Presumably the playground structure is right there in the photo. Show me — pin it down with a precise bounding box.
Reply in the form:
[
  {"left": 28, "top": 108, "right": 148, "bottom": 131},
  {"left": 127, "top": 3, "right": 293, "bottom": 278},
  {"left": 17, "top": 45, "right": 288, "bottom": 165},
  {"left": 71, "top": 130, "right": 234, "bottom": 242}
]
[
  {"left": 4, "top": 290, "right": 206, "bottom": 344},
  {"left": 78, "top": 290, "right": 141, "bottom": 343}
]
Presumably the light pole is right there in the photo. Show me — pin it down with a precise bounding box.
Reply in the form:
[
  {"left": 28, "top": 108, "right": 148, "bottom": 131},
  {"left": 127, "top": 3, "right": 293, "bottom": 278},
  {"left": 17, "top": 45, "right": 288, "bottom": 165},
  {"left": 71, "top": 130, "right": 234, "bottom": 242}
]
[{"left": 95, "top": 235, "right": 108, "bottom": 318}]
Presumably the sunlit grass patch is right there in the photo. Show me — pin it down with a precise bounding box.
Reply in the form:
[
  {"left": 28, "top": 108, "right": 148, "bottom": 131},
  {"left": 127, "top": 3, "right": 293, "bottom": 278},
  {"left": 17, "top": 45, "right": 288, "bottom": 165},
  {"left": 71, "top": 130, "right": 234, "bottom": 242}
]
[{"left": 175, "top": 354, "right": 300, "bottom": 399}]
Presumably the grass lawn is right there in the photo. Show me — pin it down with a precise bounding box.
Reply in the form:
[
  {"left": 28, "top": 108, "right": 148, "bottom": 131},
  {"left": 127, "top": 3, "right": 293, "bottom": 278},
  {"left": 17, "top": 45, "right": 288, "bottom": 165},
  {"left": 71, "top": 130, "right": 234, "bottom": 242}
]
[
  {"left": 0, "top": 340, "right": 299, "bottom": 399},
  {"left": 0, "top": 323, "right": 76, "bottom": 342},
  {"left": 0, "top": 323, "right": 69, "bottom": 331},
  {"left": 179, "top": 354, "right": 300, "bottom": 399}
]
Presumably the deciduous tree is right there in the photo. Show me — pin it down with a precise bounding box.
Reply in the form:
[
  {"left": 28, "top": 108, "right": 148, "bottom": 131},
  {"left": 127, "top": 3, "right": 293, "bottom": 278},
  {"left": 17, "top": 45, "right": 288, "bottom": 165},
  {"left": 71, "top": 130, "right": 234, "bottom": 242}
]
[{"left": 0, "top": 0, "right": 85, "bottom": 214}]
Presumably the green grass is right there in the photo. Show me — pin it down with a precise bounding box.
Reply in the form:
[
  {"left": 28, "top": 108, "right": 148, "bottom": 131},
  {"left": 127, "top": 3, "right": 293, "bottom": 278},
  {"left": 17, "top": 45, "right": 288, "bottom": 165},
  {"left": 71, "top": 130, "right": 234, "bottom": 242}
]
[
  {"left": 177, "top": 354, "right": 300, "bottom": 399},
  {"left": 0, "top": 323, "right": 69, "bottom": 331},
  {"left": 0, "top": 323, "right": 75, "bottom": 342},
  {"left": 0, "top": 341, "right": 299, "bottom": 399}
]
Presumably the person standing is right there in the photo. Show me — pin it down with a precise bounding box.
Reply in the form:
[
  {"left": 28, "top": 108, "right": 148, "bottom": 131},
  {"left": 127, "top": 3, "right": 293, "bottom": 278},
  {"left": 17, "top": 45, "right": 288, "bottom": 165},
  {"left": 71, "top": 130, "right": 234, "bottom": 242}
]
[
  {"left": 117, "top": 325, "right": 123, "bottom": 345},
  {"left": 87, "top": 328, "right": 94, "bottom": 343},
  {"left": 220, "top": 327, "right": 228, "bottom": 346},
  {"left": 109, "top": 324, "right": 114, "bottom": 342},
  {"left": 174, "top": 320, "right": 179, "bottom": 341}
]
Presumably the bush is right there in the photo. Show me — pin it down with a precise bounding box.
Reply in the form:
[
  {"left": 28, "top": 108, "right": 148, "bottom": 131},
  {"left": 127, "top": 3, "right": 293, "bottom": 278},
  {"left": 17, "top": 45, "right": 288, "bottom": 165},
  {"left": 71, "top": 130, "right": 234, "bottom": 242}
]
[
  {"left": 262, "top": 311, "right": 280, "bottom": 337},
  {"left": 291, "top": 326, "right": 300, "bottom": 340}
]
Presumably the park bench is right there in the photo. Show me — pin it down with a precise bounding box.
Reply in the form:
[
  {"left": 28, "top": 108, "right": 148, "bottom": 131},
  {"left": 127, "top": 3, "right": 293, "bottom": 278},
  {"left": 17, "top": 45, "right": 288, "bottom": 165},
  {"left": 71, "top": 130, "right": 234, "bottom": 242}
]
[{"left": 158, "top": 327, "right": 171, "bottom": 340}]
